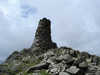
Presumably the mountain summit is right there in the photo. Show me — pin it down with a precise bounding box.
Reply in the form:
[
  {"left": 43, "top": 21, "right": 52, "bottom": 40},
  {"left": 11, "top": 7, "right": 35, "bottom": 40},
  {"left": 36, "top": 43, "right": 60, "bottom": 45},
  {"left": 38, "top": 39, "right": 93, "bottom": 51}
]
[{"left": 0, "top": 18, "right": 100, "bottom": 75}]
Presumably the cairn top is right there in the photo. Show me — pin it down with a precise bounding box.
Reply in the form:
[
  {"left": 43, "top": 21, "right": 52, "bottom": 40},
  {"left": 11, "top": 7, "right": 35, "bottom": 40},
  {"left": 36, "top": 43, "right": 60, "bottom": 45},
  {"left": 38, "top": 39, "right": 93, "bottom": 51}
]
[{"left": 39, "top": 18, "right": 51, "bottom": 26}]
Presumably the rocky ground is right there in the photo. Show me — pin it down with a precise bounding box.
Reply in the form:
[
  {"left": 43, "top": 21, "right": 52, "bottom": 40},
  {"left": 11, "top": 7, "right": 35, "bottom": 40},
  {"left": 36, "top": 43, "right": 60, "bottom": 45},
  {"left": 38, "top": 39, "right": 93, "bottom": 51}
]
[
  {"left": 27, "top": 47, "right": 100, "bottom": 75},
  {"left": 0, "top": 18, "right": 100, "bottom": 75}
]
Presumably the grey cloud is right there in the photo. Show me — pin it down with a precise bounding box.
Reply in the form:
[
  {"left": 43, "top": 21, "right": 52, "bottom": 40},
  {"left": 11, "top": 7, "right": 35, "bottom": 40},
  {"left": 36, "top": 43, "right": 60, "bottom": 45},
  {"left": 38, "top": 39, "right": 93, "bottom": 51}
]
[
  {"left": 20, "top": 4, "right": 37, "bottom": 18},
  {"left": 0, "top": 0, "right": 100, "bottom": 61}
]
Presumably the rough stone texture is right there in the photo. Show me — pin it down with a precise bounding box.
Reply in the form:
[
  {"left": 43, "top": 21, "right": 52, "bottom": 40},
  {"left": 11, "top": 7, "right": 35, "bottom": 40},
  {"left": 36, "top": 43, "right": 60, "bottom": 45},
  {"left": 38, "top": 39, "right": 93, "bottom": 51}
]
[
  {"left": 66, "top": 66, "right": 80, "bottom": 74},
  {"left": 31, "top": 18, "right": 57, "bottom": 49},
  {"left": 27, "top": 63, "right": 50, "bottom": 73},
  {"left": 79, "top": 61, "right": 88, "bottom": 68},
  {"left": 59, "top": 72, "right": 70, "bottom": 75},
  {"left": 95, "top": 71, "right": 100, "bottom": 75}
]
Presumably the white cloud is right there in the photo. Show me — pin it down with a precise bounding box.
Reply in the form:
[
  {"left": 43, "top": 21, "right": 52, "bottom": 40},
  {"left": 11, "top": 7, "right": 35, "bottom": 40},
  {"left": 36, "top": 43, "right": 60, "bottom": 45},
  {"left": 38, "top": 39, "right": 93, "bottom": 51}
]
[
  {"left": 0, "top": 0, "right": 100, "bottom": 61},
  {"left": 0, "top": 0, "right": 38, "bottom": 60}
]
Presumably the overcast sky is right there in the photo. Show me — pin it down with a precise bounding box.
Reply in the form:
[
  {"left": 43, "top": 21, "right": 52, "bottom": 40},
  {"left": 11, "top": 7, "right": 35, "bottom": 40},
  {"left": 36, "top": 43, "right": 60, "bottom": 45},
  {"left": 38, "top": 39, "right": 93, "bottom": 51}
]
[{"left": 0, "top": 0, "right": 100, "bottom": 61}]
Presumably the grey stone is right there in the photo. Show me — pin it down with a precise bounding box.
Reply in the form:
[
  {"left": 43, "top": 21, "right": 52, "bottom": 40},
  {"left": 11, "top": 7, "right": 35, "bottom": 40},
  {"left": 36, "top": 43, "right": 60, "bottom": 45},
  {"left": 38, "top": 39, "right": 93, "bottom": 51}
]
[
  {"left": 79, "top": 61, "right": 88, "bottom": 68},
  {"left": 56, "top": 54, "right": 73, "bottom": 64},
  {"left": 49, "top": 64, "right": 60, "bottom": 74},
  {"left": 27, "top": 63, "right": 50, "bottom": 73},
  {"left": 46, "top": 51, "right": 55, "bottom": 57},
  {"left": 59, "top": 72, "right": 70, "bottom": 75},
  {"left": 47, "top": 57, "right": 56, "bottom": 64},
  {"left": 50, "top": 68, "right": 58, "bottom": 73},
  {"left": 95, "top": 71, "right": 100, "bottom": 75},
  {"left": 80, "top": 52, "right": 90, "bottom": 58},
  {"left": 69, "top": 50, "right": 75, "bottom": 56},
  {"left": 63, "top": 54, "right": 74, "bottom": 63},
  {"left": 66, "top": 66, "right": 80, "bottom": 74}
]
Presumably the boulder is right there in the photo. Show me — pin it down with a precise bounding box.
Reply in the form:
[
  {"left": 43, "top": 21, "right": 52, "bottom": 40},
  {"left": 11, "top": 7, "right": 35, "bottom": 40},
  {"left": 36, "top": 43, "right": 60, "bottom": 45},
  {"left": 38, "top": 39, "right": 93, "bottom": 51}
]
[
  {"left": 56, "top": 54, "right": 73, "bottom": 64},
  {"left": 79, "top": 61, "right": 88, "bottom": 68},
  {"left": 27, "top": 63, "right": 50, "bottom": 73},
  {"left": 66, "top": 66, "right": 80, "bottom": 74}
]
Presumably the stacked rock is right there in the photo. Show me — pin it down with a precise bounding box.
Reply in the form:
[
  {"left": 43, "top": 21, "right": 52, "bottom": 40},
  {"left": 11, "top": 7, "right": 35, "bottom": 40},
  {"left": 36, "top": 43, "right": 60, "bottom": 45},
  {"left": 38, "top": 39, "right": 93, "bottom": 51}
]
[
  {"left": 31, "top": 18, "right": 57, "bottom": 49},
  {"left": 27, "top": 47, "right": 100, "bottom": 75}
]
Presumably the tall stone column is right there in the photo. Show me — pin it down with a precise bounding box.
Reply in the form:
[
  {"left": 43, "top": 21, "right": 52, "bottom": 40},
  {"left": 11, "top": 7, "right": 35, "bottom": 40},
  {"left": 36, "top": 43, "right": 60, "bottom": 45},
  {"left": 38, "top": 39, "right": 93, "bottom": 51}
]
[{"left": 31, "top": 18, "right": 57, "bottom": 49}]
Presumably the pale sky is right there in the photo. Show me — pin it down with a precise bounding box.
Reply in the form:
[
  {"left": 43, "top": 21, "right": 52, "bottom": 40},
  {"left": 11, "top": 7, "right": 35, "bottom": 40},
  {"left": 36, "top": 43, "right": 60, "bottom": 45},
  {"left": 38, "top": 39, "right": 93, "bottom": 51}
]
[{"left": 0, "top": 0, "right": 100, "bottom": 61}]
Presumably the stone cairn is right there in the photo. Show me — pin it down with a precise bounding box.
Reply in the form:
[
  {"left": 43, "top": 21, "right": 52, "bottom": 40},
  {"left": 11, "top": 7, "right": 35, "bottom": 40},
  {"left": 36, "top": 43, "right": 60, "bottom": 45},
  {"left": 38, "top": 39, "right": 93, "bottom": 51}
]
[
  {"left": 1, "top": 18, "right": 100, "bottom": 75},
  {"left": 31, "top": 18, "right": 57, "bottom": 49}
]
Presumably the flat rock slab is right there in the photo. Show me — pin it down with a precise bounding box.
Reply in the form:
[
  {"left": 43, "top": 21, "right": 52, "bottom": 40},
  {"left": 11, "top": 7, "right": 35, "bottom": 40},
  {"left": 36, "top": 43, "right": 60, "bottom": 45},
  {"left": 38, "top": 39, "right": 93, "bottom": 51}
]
[
  {"left": 66, "top": 66, "right": 80, "bottom": 74},
  {"left": 95, "top": 71, "right": 100, "bottom": 75},
  {"left": 79, "top": 61, "right": 88, "bottom": 68},
  {"left": 27, "top": 63, "right": 50, "bottom": 73},
  {"left": 59, "top": 72, "right": 70, "bottom": 75}
]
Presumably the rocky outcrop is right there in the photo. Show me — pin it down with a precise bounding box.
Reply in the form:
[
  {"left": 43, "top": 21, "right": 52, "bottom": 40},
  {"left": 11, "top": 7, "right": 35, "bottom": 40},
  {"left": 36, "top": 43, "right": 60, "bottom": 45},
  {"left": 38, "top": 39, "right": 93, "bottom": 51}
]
[
  {"left": 31, "top": 18, "right": 57, "bottom": 49},
  {"left": 27, "top": 47, "right": 100, "bottom": 75}
]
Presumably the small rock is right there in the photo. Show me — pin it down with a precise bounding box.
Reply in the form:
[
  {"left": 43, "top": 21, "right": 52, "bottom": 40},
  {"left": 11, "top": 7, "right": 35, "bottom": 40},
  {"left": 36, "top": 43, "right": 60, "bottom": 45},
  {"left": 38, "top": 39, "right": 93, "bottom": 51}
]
[
  {"left": 79, "top": 61, "right": 88, "bottom": 68},
  {"left": 47, "top": 57, "right": 56, "bottom": 64},
  {"left": 59, "top": 72, "right": 70, "bottom": 75},
  {"left": 50, "top": 68, "right": 58, "bottom": 73},
  {"left": 56, "top": 54, "right": 73, "bottom": 64},
  {"left": 49, "top": 64, "right": 60, "bottom": 74}
]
